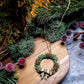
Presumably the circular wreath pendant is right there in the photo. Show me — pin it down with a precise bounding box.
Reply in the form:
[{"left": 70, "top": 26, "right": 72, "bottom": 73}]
[{"left": 35, "top": 53, "right": 60, "bottom": 80}]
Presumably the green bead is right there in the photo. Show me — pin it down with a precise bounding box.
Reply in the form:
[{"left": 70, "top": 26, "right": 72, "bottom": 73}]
[
  {"left": 52, "top": 56, "right": 56, "bottom": 60},
  {"left": 58, "top": 63, "right": 60, "bottom": 67},
  {"left": 57, "top": 57, "right": 58, "bottom": 61},
  {"left": 54, "top": 60, "right": 57, "bottom": 64},
  {"left": 35, "top": 65, "right": 40, "bottom": 70},
  {"left": 52, "top": 70, "right": 56, "bottom": 75}
]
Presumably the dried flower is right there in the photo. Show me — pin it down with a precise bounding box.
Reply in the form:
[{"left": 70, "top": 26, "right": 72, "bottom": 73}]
[
  {"left": 5, "top": 63, "right": 15, "bottom": 72},
  {"left": 18, "top": 57, "right": 26, "bottom": 66},
  {"left": 61, "top": 35, "right": 67, "bottom": 42},
  {"left": 66, "top": 29, "right": 71, "bottom": 36}
]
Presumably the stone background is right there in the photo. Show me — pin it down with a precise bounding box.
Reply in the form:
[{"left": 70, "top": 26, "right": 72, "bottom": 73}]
[{"left": 61, "top": 21, "right": 84, "bottom": 84}]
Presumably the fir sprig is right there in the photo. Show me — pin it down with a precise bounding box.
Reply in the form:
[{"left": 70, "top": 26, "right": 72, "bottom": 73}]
[
  {"left": 27, "top": 0, "right": 84, "bottom": 42},
  {"left": 0, "top": 71, "right": 17, "bottom": 84}
]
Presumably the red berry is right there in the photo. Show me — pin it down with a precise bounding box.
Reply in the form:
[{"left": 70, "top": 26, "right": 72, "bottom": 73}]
[
  {"left": 61, "top": 35, "right": 67, "bottom": 42},
  {"left": 5, "top": 63, "right": 15, "bottom": 72},
  {"left": 73, "top": 22, "right": 79, "bottom": 29},
  {"left": 66, "top": 29, "right": 71, "bottom": 36},
  {"left": 18, "top": 57, "right": 26, "bottom": 66},
  {"left": 81, "top": 22, "right": 84, "bottom": 29},
  {"left": 73, "top": 22, "right": 78, "bottom": 26},
  {"left": 79, "top": 42, "right": 84, "bottom": 49},
  {"left": 71, "top": 22, "right": 78, "bottom": 30}
]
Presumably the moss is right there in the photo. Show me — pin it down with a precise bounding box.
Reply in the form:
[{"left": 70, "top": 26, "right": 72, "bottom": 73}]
[{"left": 8, "top": 38, "right": 34, "bottom": 62}]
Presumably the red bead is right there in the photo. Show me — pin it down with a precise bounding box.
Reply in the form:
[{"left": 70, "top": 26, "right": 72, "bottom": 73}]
[
  {"left": 80, "top": 43, "right": 84, "bottom": 49},
  {"left": 18, "top": 57, "right": 26, "bottom": 66},
  {"left": 5, "top": 63, "right": 15, "bottom": 72},
  {"left": 61, "top": 35, "right": 67, "bottom": 42}
]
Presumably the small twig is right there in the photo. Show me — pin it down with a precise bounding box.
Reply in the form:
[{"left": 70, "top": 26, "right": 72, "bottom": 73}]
[
  {"left": 17, "top": 0, "right": 25, "bottom": 7},
  {"left": 0, "top": 52, "right": 9, "bottom": 60},
  {"left": 73, "top": 32, "right": 84, "bottom": 38},
  {"left": 0, "top": 49, "right": 8, "bottom": 55},
  {"left": 21, "top": 0, "right": 25, "bottom": 7},
  {"left": 29, "top": 4, "right": 33, "bottom": 8},
  {"left": 12, "top": 37, "right": 16, "bottom": 44}
]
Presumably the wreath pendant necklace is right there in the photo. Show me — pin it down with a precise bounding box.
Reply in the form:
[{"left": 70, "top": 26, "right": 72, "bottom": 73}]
[{"left": 35, "top": 39, "right": 60, "bottom": 80}]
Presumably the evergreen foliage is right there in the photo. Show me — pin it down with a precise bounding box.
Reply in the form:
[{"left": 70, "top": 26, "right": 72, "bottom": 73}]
[
  {"left": 0, "top": 71, "right": 17, "bottom": 84},
  {"left": 1, "top": 0, "right": 84, "bottom": 84},
  {"left": 27, "top": 0, "right": 84, "bottom": 42},
  {"left": 0, "top": 0, "right": 33, "bottom": 48},
  {"left": 27, "top": 20, "right": 66, "bottom": 42},
  {"left": 8, "top": 38, "right": 34, "bottom": 62},
  {"left": 34, "top": 0, "right": 84, "bottom": 24}
]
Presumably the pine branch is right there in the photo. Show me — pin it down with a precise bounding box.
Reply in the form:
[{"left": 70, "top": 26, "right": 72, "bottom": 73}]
[{"left": 0, "top": 71, "right": 17, "bottom": 84}]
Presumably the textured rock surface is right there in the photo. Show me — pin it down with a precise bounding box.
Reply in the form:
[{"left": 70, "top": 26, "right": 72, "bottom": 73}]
[{"left": 61, "top": 21, "right": 84, "bottom": 84}]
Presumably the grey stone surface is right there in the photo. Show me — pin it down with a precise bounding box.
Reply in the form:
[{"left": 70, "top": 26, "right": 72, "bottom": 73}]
[{"left": 61, "top": 22, "right": 84, "bottom": 84}]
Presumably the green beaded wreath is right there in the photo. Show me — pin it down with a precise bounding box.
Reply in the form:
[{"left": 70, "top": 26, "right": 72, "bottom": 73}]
[{"left": 35, "top": 53, "right": 60, "bottom": 79}]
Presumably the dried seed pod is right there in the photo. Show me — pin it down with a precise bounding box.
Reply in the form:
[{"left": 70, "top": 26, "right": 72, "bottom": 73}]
[{"left": 54, "top": 64, "right": 59, "bottom": 70}]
